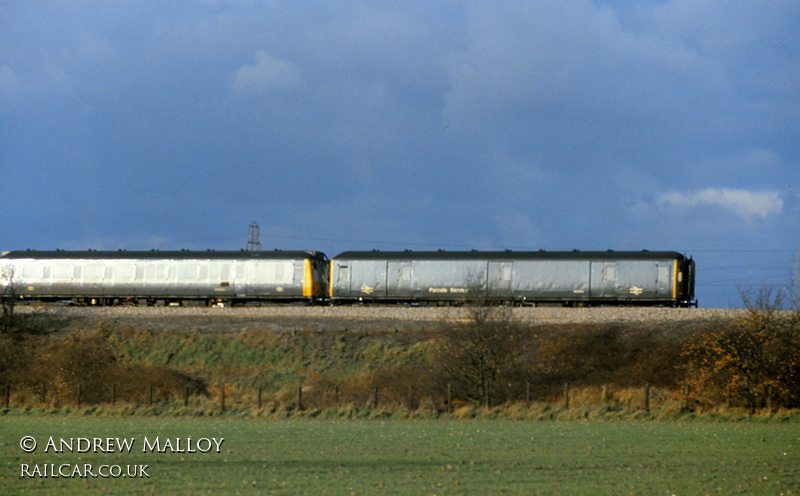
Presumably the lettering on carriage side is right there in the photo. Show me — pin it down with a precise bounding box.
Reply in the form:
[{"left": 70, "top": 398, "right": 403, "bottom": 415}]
[
  {"left": 449, "top": 287, "right": 468, "bottom": 294},
  {"left": 629, "top": 286, "right": 643, "bottom": 296},
  {"left": 360, "top": 285, "right": 374, "bottom": 294},
  {"left": 428, "top": 287, "right": 448, "bottom": 293}
]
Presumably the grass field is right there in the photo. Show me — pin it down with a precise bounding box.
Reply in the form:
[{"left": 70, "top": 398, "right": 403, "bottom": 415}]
[{"left": 1, "top": 414, "right": 798, "bottom": 495}]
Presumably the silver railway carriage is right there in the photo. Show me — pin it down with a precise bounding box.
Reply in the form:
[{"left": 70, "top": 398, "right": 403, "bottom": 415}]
[
  {"left": 329, "top": 250, "right": 696, "bottom": 307},
  {"left": 0, "top": 250, "right": 328, "bottom": 305}
]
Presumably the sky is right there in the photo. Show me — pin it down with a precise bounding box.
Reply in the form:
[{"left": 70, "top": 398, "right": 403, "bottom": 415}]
[{"left": 1, "top": 1, "right": 798, "bottom": 308}]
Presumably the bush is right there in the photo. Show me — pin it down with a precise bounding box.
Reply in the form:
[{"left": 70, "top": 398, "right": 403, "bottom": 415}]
[
  {"left": 684, "top": 288, "right": 800, "bottom": 410},
  {"left": 0, "top": 325, "right": 205, "bottom": 406}
]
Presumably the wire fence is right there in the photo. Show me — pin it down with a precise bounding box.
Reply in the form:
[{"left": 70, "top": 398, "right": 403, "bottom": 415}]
[{"left": 1, "top": 381, "right": 713, "bottom": 414}]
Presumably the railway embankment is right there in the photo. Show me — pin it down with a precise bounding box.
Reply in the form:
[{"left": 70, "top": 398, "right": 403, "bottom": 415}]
[{"left": 5, "top": 304, "right": 798, "bottom": 413}]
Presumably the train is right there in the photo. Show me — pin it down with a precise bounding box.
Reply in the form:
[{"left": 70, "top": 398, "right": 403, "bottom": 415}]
[
  {"left": 0, "top": 250, "right": 328, "bottom": 306},
  {"left": 0, "top": 248, "right": 696, "bottom": 307}
]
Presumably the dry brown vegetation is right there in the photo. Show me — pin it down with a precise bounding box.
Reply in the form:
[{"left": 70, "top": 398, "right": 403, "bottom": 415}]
[
  {"left": 1, "top": 299, "right": 798, "bottom": 414},
  {"left": 0, "top": 326, "right": 205, "bottom": 407},
  {"left": 683, "top": 288, "right": 800, "bottom": 410}
]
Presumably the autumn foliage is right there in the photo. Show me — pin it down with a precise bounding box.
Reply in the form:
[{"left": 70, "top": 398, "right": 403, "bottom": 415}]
[
  {"left": 684, "top": 289, "right": 800, "bottom": 410},
  {"left": 1, "top": 290, "right": 799, "bottom": 413}
]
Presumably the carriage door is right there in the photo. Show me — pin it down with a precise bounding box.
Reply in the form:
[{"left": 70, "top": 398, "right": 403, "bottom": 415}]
[
  {"left": 656, "top": 263, "right": 671, "bottom": 299},
  {"left": 234, "top": 263, "right": 248, "bottom": 298},
  {"left": 591, "top": 262, "right": 617, "bottom": 299},
  {"left": 488, "top": 261, "right": 513, "bottom": 298},
  {"left": 334, "top": 264, "right": 351, "bottom": 297},
  {"left": 387, "top": 262, "right": 413, "bottom": 299}
]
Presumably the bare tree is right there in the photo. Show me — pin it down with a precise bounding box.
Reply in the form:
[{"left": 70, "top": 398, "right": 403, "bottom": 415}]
[
  {"left": 1, "top": 264, "right": 15, "bottom": 334},
  {"left": 435, "top": 274, "right": 531, "bottom": 408}
]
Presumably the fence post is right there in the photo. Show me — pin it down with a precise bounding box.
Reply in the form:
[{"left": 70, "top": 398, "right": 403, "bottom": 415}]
[
  {"left": 184, "top": 384, "right": 189, "bottom": 407},
  {"left": 409, "top": 385, "right": 415, "bottom": 410},
  {"left": 297, "top": 385, "right": 303, "bottom": 411},
  {"left": 335, "top": 384, "right": 339, "bottom": 407},
  {"left": 77, "top": 384, "right": 82, "bottom": 409},
  {"left": 220, "top": 384, "right": 226, "bottom": 412},
  {"left": 4, "top": 384, "right": 9, "bottom": 409},
  {"left": 644, "top": 383, "right": 651, "bottom": 412},
  {"left": 257, "top": 385, "right": 262, "bottom": 409},
  {"left": 373, "top": 386, "right": 379, "bottom": 408},
  {"left": 563, "top": 383, "right": 570, "bottom": 410},
  {"left": 446, "top": 383, "right": 452, "bottom": 413},
  {"left": 41, "top": 383, "right": 46, "bottom": 404},
  {"left": 112, "top": 384, "right": 116, "bottom": 406},
  {"left": 766, "top": 386, "right": 774, "bottom": 411},
  {"left": 526, "top": 382, "right": 530, "bottom": 404},
  {"left": 602, "top": 383, "right": 609, "bottom": 405},
  {"left": 683, "top": 383, "right": 690, "bottom": 410},
  {"left": 149, "top": 385, "right": 153, "bottom": 406}
]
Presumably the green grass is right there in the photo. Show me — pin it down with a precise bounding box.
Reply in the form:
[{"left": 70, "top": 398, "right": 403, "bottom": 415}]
[
  {"left": 2, "top": 415, "right": 798, "bottom": 495},
  {"left": 103, "top": 330, "right": 435, "bottom": 390}
]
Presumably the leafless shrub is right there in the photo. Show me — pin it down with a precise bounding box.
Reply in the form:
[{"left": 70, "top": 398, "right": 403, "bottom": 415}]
[
  {"left": 1, "top": 265, "right": 15, "bottom": 334},
  {"left": 434, "top": 275, "right": 536, "bottom": 407}
]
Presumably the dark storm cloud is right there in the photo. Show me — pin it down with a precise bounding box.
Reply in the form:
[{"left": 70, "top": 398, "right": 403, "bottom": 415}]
[{"left": 2, "top": 1, "right": 798, "bottom": 306}]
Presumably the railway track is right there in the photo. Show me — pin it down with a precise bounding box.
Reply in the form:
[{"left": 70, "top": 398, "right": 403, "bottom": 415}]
[{"left": 11, "top": 305, "right": 745, "bottom": 335}]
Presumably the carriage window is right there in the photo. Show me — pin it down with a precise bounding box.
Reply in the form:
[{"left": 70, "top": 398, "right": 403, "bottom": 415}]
[
  {"left": 117, "top": 264, "right": 136, "bottom": 280},
  {"left": 603, "top": 266, "right": 616, "bottom": 282},
  {"left": 84, "top": 264, "right": 103, "bottom": 281},
  {"left": 658, "top": 266, "right": 669, "bottom": 283},
  {"left": 500, "top": 265, "right": 512, "bottom": 282},
  {"left": 23, "top": 264, "right": 43, "bottom": 279},
  {"left": 400, "top": 266, "right": 412, "bottom": 281},
  {"left": 254, "top": 261, "right": 293, "bottom": 284},
  {"left": 179, "top": 263, "right": 198, "bottom": 280},
  {"left": 52, "top": 264, "right": 72, "bottom": 280},
  {"left": 338, "top": 266, "right": 349, "bottom": 283}
]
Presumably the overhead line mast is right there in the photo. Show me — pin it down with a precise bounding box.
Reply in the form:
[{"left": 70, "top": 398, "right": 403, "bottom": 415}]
[{"left": 246, "top": 221, "right": 261, "bottom": 252}]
